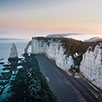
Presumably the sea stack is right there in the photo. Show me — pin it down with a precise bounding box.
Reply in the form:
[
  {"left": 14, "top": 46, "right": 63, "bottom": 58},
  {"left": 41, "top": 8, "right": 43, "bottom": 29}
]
[{"left": 8, "top": 43, "right": 18, "bottom": 61}]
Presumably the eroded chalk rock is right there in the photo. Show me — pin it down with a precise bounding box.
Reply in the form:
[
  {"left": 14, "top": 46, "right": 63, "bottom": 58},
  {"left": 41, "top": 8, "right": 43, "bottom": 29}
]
[
  {"left": 80, "top": 43, "right": 102, "bottom": 90},
  {"left": 9, "top": 43, "right": 18, "bottom": 59}
]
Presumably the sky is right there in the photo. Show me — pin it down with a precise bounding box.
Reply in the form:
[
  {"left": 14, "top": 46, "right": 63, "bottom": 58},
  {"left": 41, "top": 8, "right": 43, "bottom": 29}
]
[{"left": 0, "top": 0, "right": 102, "bottom": 39}]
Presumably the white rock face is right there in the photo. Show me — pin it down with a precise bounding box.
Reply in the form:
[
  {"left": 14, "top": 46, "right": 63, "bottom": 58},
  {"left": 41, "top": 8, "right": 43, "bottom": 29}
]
[
  {"left": 9, "top": 43, "right": 18, "bottom": 58},
  {"left": 80, "top": 43, "right": 102, "bottom": 90},
  {"left": 26, "top": 38, "right": 75, "bottom": 72},
  {"left": 24, "top": 40, "right": 32, "bottom": 53}
]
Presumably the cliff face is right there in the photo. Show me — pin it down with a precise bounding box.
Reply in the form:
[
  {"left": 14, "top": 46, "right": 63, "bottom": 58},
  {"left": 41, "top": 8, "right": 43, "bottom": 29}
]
[
  {"left": 24, "top": 37, "right": 91, "bottom": 72},
  {"left": 9, "top": 43, "right": 18, "bottom": 58},
  {"left": 25, "top": 37, "right": 102, "bottom": 90},
  {"left": 80, "top": 43, "right": 102, "bottom": 90},
  {"left": 31, "top": 38, "right": 74, "bottom": 71}
]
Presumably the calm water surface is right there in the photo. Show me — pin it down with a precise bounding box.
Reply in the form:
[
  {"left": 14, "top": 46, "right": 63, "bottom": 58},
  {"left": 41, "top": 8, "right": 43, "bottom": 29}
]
[{"left": 0, "top": 39, "right": 29, "bottom": 59}]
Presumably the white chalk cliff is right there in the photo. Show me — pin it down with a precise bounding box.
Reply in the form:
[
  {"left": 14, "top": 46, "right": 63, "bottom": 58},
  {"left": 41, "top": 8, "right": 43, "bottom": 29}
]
[
  {"left": 9, "top": 43, "right": 18, "bottom": 58},
  {"left": 25, "top": 37, "right": 102, "bottom": 90},
  {"left": 80, "top": 43, "right": 102, "bottom": 90},
  {"left": 25, "top": 38, "right": 74, "bottom": 72}
]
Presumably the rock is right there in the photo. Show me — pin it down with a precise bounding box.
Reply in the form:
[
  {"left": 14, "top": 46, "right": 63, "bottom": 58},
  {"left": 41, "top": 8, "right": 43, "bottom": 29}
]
[
  {"left": 25, "top": 38, "right": 75, "bottom": 72},
  {"left": 0, "top": 62, "right": 4, "bottom": 64},
  {"left": 24, "top": 40, "right": 31, "bottom": 53},
  {"left": 17, "top": 65, "right": 23, "bottom": 70},
  {"left": 0, "top": 80, "right": 8, "bottom": 85},
  {"left": 8, "top": 43, "right": 18, "bottom": 66},
  {"left": 80, "top": 43, "right": 102, "bottom": 90},
  {"left": 0, "top": 85, "right": 4, "bottom": 94},
  {"left": 2, "top": 67, "right": 13, "bottom": 71},
  {"left": 8, "top": 43, "right": 18, "bottom": 60},
  {"left": 1, "top": 71, "right": 12, "bottom": 80}
]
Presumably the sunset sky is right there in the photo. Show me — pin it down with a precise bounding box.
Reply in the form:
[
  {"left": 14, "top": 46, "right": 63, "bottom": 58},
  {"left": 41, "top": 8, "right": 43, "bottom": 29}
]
[{"left": 0, "top": 0, "right": 102, "bottom": 39}]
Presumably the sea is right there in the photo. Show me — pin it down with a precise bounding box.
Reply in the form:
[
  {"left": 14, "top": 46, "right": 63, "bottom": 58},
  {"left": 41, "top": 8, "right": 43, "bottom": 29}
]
[{"left": 0, "top": 39, "right": 29, "bottom": 59}]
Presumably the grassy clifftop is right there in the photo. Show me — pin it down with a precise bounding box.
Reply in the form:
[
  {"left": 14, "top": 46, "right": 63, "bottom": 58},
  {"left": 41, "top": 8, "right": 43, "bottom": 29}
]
[
  {"left": 33, "top": 37, "right": 99, "bottom": 68},
  {"left": 34, "top": 37, "right": 96, "bottom": 55}
]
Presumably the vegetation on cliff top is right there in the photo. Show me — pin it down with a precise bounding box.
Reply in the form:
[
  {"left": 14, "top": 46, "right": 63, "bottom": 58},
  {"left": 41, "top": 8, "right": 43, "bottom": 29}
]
[{"left": 34, "top": 37, "right": 97, "bottom": 55}]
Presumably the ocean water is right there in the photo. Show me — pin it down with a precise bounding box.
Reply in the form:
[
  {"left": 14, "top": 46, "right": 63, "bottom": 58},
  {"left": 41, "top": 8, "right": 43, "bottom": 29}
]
[{"left": 0, "top": 39, "right": 29, "bottom": 59}]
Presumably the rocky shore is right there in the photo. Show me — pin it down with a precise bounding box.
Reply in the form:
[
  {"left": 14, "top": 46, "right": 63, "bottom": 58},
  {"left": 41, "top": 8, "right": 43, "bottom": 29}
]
[{"left": 0, "top": 44, "right": 56, "bottom": 102}]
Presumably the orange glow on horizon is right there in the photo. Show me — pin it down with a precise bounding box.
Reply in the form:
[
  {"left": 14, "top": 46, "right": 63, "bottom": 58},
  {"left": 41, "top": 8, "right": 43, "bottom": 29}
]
[{"left": 0, "top": 23, "right": 102, "bottom": 35}]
